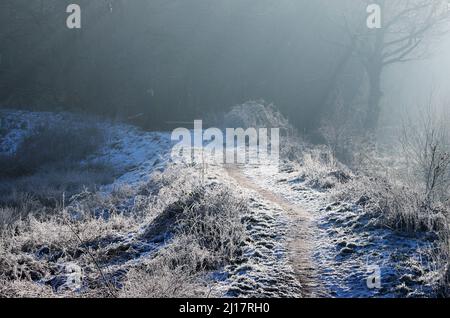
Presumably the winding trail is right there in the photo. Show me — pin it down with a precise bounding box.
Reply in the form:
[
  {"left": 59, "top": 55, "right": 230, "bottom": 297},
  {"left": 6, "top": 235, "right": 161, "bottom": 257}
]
[{"left": 225, "top": 164, "right": 326, "bottom": 297}]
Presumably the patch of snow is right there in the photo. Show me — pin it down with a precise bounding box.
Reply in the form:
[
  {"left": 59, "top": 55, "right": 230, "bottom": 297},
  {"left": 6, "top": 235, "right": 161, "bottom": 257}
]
[
  {"left": 0, "top": 109, "right": 174, "bottom": 192},
  {"left": 92, "top": 127, "right": 172, "bottom": 192}
]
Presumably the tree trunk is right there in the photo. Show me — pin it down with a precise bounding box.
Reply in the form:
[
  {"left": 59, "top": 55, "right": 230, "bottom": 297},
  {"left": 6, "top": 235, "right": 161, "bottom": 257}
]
[
  {"left": 309, "top": 45, "right": 354, "bottom": 135},
  {"left": 365, "top": 64, "right": 383, "bottom": 131}
]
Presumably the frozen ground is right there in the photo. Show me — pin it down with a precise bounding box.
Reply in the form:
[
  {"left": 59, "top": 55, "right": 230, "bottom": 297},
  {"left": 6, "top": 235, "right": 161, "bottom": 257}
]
[
  {"left": 239, "top": 161, "right": 439, "bottom": 297},
  {"left": 0, "top": 110, "right": 439, "bottom": 297}
]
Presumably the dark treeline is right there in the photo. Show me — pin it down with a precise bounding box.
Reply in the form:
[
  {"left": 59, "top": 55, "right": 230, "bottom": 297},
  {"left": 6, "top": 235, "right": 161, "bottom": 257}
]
[{"left": 0, "top": 1, "right": 447, "bottom": 134}]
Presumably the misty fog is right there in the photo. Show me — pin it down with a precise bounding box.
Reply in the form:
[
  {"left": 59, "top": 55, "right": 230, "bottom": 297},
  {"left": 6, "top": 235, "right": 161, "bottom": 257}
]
[
  {"left": 1, "top": 0, "right": 450, "bottom": 300},
  {"left": 2, "top": 0, "right": 448, "bottom": 136}
]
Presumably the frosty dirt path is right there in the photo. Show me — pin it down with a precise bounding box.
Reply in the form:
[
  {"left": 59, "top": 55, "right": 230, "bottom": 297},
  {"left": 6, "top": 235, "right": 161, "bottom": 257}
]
[{"left": 225, "top": 164, "right": 325, "bottom": 297}]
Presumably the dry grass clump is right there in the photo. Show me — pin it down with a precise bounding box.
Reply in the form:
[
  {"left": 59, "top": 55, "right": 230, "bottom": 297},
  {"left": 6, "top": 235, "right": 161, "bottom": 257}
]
[
  {"left": 175, "top": 185, "right": 248, "bottom": 266},
  {"left": 0, "top": 278, "right": 55, "bottom": 298},
  {"left": 334, "top": 104, "right": 450, "bottom": 236},
  {"left": 0, "top": 163, "right": 140, "bottom": 297},
  {"left": 143, "top": 183, "right": 248, "bottom": 267},
  {"left": 0, "top": 184, "right": 140, "bottom": 298},
  {"left": 0, "top": 159, "right": 250, "bottom": 298},
  {"left": 335, "top": 174, "right": 448, "bottom": 234},
  {"left": 0, "top": 138, "right": 118, "bottom": 294},
  {"left": 0, "top": 165, "right": 115, "bottom": 231},
  {"left": 119, "top": 235, "right": 214, "bottom": 298},
  {"left": 120, "top": 179, "right": 249, "bottom": 298},
  {"left": 293, "top": 146, "right": 352, "bottom": 191},
  {"left": 0, "top": 194, "right": 42, "bottom": 231}
]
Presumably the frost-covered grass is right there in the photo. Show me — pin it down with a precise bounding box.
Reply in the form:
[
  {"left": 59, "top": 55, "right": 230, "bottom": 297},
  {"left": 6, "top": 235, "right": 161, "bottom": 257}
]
[
  {"left": 0, "top": 110, "right": 250, "bottom": 298},
  {"left": 119, "top": 234, "right": 214, "bottom": 298},
  {"left": 0, "top": 162, "right": 250, "bottom": 297},
  {"left": 120, "top": 182, "right": 249, "bottom": 298},
  {"left": 334, "top": 173, "right": 448, "bottom": 234},
  {"left": 221, "top": 102, "right": 450, "bottom": 296},
  {"left": 330, "top": 151, "right": 450, "bottom": 295},
  {"left": 142, "top": 184, "right": 248, "bottom": 267},
  {"left": 0, "top": 116, "right": 113, "bottom": 229},
  {"left": 2, "top": 106, "right": 449, "bottom": 298},
  {"left": 0, "top": 164, "right": 113, "bottom": 217},
  {"left": 241, "top": 149, "right": 447, "bottom": 297},
  {"left": 295, "top": 146, "right": 352, "bottom": 191}
]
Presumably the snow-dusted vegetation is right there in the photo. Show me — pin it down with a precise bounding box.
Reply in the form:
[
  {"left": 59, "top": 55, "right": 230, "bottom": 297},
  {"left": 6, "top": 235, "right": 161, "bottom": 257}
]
[
  {"left": 0, "top": 109, "right": 302, "bottom": 297},
  {"left": 1, "top": 104, "right": 449, "bottom": 298},
  {"left": 1, "top": 0, "right": 450, "bottom": 301}
]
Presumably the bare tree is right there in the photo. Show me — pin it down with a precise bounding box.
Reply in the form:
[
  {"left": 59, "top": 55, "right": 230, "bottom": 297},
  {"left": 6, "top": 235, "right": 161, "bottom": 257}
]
[
  {"left": 400, "top": 98, "right": 450, "bottom": 204},
  {"left": 340, "top": 0, "right": 449, "bottom": 130}
]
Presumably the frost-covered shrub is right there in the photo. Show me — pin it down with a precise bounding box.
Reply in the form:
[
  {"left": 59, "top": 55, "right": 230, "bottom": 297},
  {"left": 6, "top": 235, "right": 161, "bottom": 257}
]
[
  {"left": 0, "top": 192, "right": 140, "bottom": 298},
  {"left": 223, "top": 100, "right": 306, "bottom": 162},
  {"left": 117, "top": 168, "right": 250, "bottom": 298},
  {"left": 143, "top": 183, "right": 248, "bottom": 268},
  {"left": 224, "top": 100, "right": 292, "bottom": 130},
  {"left": 400, "top": 108, "right": 450, "bottom": 205},
  {"left": 331, "top": 124, "right": 450, "bottom": 293},
  {"left": 174, "top": 185, "right": 248, "bottom": 266}
]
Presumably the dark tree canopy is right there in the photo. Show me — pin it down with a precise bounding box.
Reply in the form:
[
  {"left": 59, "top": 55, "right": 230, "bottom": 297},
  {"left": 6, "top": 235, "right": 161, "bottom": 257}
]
[{"left": 0, "top": 1, "right": 447, "bottom": 134}]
